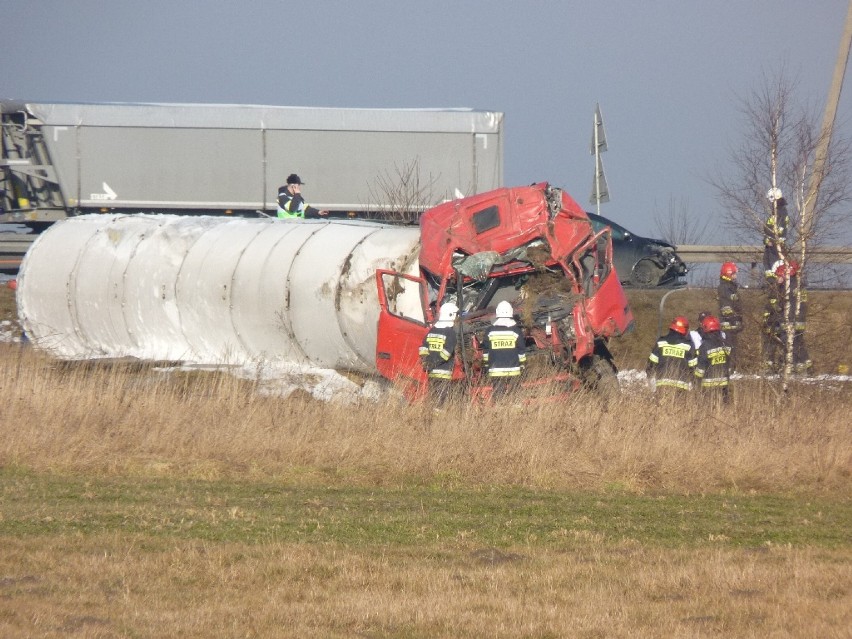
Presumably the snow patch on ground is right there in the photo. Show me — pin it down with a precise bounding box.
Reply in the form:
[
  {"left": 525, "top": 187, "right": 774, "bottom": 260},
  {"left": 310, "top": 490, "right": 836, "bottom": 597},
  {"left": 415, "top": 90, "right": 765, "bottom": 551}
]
[
  {"left": 153, "top": 360, "right": 389, "bottom": 404},
  {"left": 0, "top": 320, "right": 23, "bottom": 344}
]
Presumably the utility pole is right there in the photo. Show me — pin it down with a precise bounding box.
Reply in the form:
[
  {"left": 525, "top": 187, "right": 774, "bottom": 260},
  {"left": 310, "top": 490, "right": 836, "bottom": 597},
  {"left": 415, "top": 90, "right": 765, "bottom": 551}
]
[{"left": 801, "top": 0, "right": 852, "bottom": 248}]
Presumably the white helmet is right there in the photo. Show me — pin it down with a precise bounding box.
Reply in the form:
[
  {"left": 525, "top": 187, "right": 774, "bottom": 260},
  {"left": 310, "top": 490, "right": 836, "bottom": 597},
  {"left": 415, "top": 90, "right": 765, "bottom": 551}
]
[
  {"left": 438, "top": 302, "right": 459, "bottom": 322},
  {"left": 495, "top": 300, "right": 514, "bottom": 319},
  {"left": 766, "top": 187, "right": 783, "bottom": 202}
]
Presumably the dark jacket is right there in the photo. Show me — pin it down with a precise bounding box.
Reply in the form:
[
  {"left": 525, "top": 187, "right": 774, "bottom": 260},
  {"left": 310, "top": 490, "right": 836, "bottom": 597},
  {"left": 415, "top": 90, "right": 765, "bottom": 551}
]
[
  {"left": 419, "top": 324, "right": 457, "bottom": 379},
  {"left": 763, "top": 199, "right": 790, "bottom": 275},
  {"left": 481, "top": 322, "right": 526, "bottom": 378},
  {"left": 718, "top": 278, "right": 743, "bottom": 333},
  {"left": 695, "top": 331, "right": 732, "bottom": 388},
  {"left": 277, "top": 186, "right": 324, "bottom": 219},
  {"left": 647, "top": 330, "right": 698, "bottom": 390}
]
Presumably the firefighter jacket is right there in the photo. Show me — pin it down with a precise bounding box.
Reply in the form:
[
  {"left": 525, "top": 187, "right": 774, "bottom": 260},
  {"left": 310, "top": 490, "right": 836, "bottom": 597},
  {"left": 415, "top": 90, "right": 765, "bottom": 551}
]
[
  {"left": 481, "top": 321, "right": 526, "bottom": 378},
  {"left": 647, "top": 330, "right": 698, "bottom": 391},
  {"left": 718, "top": 277, "right": 743, "bottom": 333},
  {"left": 764, "top": 276, "right": 807, "bottom": 332},
  {"left": 694, "top": 331, "right": 732, "bottom": 388},
  {"left": 419, "top": 323, "right": 457, "bottom": 380},
  {"left": 277, "top": 186, "right": 324, "bottom": 219},
  {"left": 763, "top": 278, "right": 784, "bottom": 334},
  {"left": 787, "top": 277, "right": 808, "bottom": 332},
  {"left": 762, "top": 201, "right": 789, "bottom": 276}
]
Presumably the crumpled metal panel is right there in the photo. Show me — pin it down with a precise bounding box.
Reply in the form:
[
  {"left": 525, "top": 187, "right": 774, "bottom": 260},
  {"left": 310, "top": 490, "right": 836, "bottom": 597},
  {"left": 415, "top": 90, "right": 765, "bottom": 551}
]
[{"left": 17, "top": 214, "right": 421, "bottom": 373}]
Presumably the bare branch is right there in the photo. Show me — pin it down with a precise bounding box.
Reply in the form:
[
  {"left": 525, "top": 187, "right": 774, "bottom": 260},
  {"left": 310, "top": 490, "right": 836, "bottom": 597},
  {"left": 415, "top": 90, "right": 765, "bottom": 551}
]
[{"left": 365, "top": 158, "right": 444, "bottom": 224}]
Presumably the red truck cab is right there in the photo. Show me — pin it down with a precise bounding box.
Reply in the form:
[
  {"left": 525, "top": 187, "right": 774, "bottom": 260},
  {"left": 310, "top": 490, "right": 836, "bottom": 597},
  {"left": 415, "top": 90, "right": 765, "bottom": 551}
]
[{"left": 375, "top": 183, "right": 634, "bottom": 400}]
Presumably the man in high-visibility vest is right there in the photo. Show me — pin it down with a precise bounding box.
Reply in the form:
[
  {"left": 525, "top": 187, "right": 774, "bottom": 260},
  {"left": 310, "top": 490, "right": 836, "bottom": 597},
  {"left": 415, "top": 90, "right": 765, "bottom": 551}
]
[{"left": 277, "top": 174, "right": 329, "bottom": 219}]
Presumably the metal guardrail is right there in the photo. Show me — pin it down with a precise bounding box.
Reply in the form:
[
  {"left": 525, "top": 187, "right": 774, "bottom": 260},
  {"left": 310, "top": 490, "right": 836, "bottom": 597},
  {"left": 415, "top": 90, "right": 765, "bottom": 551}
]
[
  {"left": 2, "top": 234, "right": 852, "bottom": 274},
  {"left": 676, "top": 245, "right": 852, "bottom": 264},
  {"left": 0, "top": 232, "right": 34, "bottom": 271}
]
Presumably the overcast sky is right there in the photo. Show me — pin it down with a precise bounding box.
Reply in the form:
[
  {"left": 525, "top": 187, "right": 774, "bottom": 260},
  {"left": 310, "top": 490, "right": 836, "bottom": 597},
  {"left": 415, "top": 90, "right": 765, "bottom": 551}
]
[{"left": 2, "top": 1, "right": 851, "bottom": 241}]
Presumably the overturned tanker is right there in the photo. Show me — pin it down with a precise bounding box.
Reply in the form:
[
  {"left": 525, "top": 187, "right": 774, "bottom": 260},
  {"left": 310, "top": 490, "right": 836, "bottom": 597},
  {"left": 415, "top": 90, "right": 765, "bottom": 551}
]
[
  {"left": 17, "top": 183, "right": 634, "bottom": 399},
  {"left": 17, "top": 215, "right": 423, "bottom": 372}
]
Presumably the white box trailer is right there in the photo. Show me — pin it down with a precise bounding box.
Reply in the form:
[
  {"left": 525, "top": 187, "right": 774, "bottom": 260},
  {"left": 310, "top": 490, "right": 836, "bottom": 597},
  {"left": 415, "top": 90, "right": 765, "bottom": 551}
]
[{"left": 1, "top": 100, "right": 504, "bottom": 223}]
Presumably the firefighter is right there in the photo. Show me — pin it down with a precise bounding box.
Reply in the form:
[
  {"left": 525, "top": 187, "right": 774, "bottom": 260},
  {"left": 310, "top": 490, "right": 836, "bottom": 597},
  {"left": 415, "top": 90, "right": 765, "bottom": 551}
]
[
  {"left": 773, "top": 260, "right": 812, "bottom": 374},
  {"left": 418, "top": 302, "right": 460, "bottom": 405},
  {"left": 646, "top": 316, "right": 698, "bottom": 394},
  {"left": 277, "top": 174, "right": 329, "bottom": 219},
  {"left": 763, "top": 188, "right": 789, "bottom": 280},
  {"left": 690, "top": 310, "right": 713, "bottom": 351},
  {"left": 761, "top": 262, "right": 785, "bottom": 372},
  {"left": 718, "top": 261, "right": 743, "bottom": 369},
  {"left": 694, "top": 314, "right": 732, "bottom": 403},
  {"left": 481, "top": 301, "right": 526, "bottom": 402}
]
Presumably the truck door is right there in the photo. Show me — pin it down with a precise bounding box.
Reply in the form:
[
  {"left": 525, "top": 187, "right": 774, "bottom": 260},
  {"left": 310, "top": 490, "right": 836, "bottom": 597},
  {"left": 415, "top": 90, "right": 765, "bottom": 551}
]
[{"left": 375, "top": 269, "right": 431, "bottom": 385}]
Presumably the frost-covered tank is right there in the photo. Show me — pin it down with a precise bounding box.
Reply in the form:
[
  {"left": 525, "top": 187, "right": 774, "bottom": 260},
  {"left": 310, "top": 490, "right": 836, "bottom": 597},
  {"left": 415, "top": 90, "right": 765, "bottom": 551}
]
[{"left": 16, "top": 214, "right": 423, "bottom": 373}]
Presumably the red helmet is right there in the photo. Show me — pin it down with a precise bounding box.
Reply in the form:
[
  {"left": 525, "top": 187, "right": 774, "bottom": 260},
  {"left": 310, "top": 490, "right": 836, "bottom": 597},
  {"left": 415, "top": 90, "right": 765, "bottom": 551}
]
[
  {"left": 670, "top": 316, "right": 689, "bottom": 335},
  {"left": 700, "top": 314, "right": 721, "bottom": 333},
  {"left": 788, "top": 260, "right": 800, "bottom": 277},
  {"left": 774, "top": 259, "right": 800, "bottom": 280},
  {"left": 720, "top": 262, "right": 738, "bottom": 278}
]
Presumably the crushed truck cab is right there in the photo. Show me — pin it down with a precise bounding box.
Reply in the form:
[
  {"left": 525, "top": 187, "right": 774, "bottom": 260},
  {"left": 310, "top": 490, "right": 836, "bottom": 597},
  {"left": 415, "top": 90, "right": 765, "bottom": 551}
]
[{"left": 376, "top": 182, "right": 634, "bottom": 400}]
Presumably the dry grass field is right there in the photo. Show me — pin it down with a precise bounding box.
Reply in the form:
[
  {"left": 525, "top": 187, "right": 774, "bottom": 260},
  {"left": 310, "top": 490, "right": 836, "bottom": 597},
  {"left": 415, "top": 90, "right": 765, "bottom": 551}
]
[{"left": 1, "top": 283, "right": 851, "bottom": 637}]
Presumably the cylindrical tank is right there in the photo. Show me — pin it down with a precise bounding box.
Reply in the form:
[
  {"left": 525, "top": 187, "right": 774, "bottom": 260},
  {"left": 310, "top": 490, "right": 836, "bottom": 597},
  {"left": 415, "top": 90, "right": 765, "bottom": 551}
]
[{"left": 17, "top": 214, "right": 423, "bottom": 373}]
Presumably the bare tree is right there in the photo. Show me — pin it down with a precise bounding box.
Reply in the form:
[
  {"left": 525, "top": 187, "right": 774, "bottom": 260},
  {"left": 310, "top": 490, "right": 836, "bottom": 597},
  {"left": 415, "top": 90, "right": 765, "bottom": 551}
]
[
  {"left": 712, "top": 68, "right": 852, "bottom": 390},
  {"left": 653, "top": 196, "right": 711, "bottom": 281},
  {"left": 365, "top": 158, "right": 444, "bottom": 224},
  {"left": 653, "top": 196, "right": 710, "bottom": 246}
]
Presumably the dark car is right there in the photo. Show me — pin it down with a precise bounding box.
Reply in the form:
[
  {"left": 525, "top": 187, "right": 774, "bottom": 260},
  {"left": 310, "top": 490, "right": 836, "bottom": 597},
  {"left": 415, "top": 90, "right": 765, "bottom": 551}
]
[{"left": 587, "top": 212, "right": 688, "bottom": 287}]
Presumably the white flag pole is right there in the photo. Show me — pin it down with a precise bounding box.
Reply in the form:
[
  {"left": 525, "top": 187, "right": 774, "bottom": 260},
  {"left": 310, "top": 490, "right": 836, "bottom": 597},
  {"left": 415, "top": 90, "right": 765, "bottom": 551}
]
[{"left": 590, "top": 103, "right": 609, "bottom": 215}]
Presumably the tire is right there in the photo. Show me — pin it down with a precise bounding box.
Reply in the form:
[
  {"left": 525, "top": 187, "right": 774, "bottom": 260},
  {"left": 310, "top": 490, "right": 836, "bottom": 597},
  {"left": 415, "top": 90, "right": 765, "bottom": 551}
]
[{"left": 632, "top": 259, "right": 664, "bottom": 287}]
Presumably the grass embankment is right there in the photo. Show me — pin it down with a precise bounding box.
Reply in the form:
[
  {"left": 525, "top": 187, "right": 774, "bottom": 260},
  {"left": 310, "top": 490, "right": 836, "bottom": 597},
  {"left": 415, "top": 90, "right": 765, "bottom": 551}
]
[{"left": 1, "top": 284, "right": 851, "bottom": 637}]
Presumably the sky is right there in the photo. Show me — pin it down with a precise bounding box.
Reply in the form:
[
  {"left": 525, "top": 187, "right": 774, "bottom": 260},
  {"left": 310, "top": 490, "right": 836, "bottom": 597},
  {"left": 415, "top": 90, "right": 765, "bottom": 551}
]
[{"left": 2, "top": 0, "right": 852, "bottom": 242}]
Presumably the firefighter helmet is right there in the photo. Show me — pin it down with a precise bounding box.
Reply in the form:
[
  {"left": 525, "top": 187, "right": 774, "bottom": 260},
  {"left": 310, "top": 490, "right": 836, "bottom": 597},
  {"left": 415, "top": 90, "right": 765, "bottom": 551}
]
[
  {"left": 766, "top": 187, "right": 783, "bottom": 202},
  {"left": 670, "top": 316, "right": 689, "bottom": 335},
  {"left": 438, "top": 302, "right": 459, "bottom": 323},
  {"left": 495, "top": 301, "right": 514, "bottom": 319},
  {"left": 720, "top": 261, "right": 738, "bottom": 278},
  {"left": 700, "top": 314, "right": 721, "bottom": 334},
  {"left": 788, "top": 260, "right": 800, "bottom": 277},
  {"left": 773, "top": 259, "right": 800, "bottom": 280}
]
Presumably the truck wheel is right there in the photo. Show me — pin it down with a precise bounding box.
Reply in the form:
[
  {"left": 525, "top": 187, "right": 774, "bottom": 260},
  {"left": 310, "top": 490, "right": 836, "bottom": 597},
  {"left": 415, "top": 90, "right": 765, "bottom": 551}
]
[{"left": 632, "top": 259, "right": 663, "bottom": 287}]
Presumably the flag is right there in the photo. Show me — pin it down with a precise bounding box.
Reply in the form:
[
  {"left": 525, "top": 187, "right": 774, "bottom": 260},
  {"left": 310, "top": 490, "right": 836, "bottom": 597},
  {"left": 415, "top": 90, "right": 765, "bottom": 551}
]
[
  {"left": 590, "top": 153, "right": 610, "bottom": 204},
  {"left": 590, "top": 102, "right": 608, "bottom": 154}
]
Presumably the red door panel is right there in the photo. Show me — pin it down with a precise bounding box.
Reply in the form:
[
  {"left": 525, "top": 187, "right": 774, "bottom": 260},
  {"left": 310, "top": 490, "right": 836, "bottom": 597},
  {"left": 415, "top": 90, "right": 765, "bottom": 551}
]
[{"left": 375, "top": 269, "right": 430, "bottom": 385}]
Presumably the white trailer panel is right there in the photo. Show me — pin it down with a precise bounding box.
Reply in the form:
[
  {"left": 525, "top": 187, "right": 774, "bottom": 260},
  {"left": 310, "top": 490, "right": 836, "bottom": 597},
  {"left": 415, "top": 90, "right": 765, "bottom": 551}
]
[{"left": 3, "top": 101, "right": 503, "bottom": 216}]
